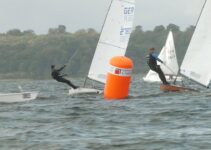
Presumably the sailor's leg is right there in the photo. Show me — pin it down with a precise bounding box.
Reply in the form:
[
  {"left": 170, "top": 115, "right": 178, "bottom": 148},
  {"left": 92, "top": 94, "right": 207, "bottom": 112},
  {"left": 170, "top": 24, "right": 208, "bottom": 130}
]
[
  {"left": 155, "top": 66, "right": 169, "bottom": 84},
  {"left": 57, "top": 78, "right": 78, "bottom": 89}
]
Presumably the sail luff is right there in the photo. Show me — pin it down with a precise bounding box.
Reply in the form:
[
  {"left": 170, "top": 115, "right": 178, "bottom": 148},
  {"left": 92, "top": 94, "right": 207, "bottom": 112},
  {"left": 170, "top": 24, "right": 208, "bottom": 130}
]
[
  {"left": 88, "top": 0, "right": 136, "bottom": 83},
  {"left": 84, "top": 0, "right": 113, "bottom": 85},
  {"left": 180, "top": 0, "right": 211, "bottom": 87}
]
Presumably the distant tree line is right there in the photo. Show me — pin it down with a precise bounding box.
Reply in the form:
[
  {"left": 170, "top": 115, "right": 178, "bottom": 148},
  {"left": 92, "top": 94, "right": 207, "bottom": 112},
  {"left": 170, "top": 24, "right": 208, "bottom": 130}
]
[{"left": 0, "top": 24, "right": 195, "bottom": 79}]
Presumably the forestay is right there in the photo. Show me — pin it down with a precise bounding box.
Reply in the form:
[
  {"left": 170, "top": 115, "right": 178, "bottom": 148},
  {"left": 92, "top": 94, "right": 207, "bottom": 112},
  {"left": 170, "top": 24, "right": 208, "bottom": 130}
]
[
  {"left": 180, "top": 0, "right": 211, "bottom": 87},
  {"left": 88, "top": 0, "right": 136, "bottom": 83}
]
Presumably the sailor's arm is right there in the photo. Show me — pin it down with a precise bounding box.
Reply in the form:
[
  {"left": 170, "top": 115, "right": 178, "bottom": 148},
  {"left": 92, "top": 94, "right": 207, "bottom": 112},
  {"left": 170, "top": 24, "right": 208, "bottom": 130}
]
[
  {"left": 151, "top": 53, "right": 163, "bottom": 63},
  {"left": 57, "top": 65, "right": 66, "bottom": 72}
]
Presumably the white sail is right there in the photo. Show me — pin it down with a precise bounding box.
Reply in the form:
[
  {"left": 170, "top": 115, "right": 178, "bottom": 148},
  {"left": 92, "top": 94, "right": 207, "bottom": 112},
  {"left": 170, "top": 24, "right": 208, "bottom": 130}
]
[
  {"left": 160, "top": 31, "right": 179, "bottom": 75},
  {"left": 88, "top": 0, "right": 136, "bottom": 83},
  {"left": 143, "top": 31, "right": 179, "bottom": 82},
  {"left": 143, "top": 70, "right": 160, "bottom": 82},
  {"left": 180, "top": 0, "right": 211, "bottom": 87}
]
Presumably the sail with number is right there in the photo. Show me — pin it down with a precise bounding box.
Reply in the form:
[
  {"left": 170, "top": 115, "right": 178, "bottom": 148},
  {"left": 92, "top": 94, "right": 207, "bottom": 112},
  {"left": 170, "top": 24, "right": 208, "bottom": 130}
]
[
  {"left": 180, "top": 0, "right": 211, "bottom": 87},
  {"left": 88, "top": 0, "right": 136, "bottom": 84},
  {"left": 143, "top": 31, "right": 179, "bottom": 82}
]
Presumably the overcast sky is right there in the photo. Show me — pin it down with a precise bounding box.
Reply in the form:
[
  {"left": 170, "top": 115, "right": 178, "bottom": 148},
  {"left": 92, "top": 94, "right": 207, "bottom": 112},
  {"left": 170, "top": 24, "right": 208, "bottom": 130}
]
[{"left": 0, "top": 0, "right": 206, "bottom": 34}]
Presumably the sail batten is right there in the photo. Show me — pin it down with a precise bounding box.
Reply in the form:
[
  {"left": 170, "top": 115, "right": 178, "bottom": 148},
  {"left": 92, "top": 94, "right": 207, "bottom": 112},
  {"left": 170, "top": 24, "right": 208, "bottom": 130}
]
[
  {"left": 180, "top": 0, "right": 211, "bottom": 87},
  {"left": 88, "top": 0, "right": 136, "bottom": 83},
  {"left": 98, "top": 41, "right": 126, "bottom": 50}
]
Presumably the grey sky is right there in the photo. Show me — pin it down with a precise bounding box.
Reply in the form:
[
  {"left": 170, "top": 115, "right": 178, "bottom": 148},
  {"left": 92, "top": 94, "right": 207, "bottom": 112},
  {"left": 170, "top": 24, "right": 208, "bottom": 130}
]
[{"left": 0, "top": 0, "right": 205, "bottom": 34}]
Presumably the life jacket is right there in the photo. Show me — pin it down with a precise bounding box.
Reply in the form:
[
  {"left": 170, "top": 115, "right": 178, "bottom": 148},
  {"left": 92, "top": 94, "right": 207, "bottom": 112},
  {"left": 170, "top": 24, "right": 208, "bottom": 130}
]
[{"left": 146, "top": 53, "right": 157, "bottom": 70}]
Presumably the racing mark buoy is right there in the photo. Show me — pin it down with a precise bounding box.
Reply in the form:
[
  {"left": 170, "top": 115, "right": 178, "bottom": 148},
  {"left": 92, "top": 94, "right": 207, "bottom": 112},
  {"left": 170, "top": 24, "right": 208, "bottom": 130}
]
[{"left": 104, "top": 56, "right": 133, "bottom": 100}]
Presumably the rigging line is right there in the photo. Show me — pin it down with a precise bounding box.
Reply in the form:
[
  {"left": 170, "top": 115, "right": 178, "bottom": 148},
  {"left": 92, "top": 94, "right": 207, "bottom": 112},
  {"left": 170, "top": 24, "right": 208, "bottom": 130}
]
[
  {"left": 162, "top": 63, "right": 177, "bottom": 75},
  {"left": 180, "top": 73, "right": 209, "bottom": 89},
  {"left": 194, "top": 0, "right": 207, "bottom": 28},
  {"left": 83, "top": 76, "right": 104, "bottom": 87},
  {"left": 66, "top": 48, "right": 79, "bottom": 65},
  {"left": 180, "top": 0, "right": 207, "bottom": 66},
  {"left": 161, "top": 63, "right": 179, "bottom": 84}
]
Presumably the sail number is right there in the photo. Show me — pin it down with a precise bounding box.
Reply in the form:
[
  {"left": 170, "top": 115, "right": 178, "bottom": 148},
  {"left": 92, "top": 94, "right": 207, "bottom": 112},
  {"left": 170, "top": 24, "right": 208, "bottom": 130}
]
[
  {"left": 124, "top": 7, "right": 135, "bottom": 14},
  {"left": 109, "top": 65, "right": 132, "bottom": 77},
  {"left": 120, "top": 27, "right": 132, "bottom": 35}
]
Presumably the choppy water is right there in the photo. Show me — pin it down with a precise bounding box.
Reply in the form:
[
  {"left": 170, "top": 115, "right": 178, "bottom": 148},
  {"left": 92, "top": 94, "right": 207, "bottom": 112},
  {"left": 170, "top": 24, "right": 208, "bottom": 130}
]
[{"left": 0, "top": 75, "right": 211, "bottom": 150}]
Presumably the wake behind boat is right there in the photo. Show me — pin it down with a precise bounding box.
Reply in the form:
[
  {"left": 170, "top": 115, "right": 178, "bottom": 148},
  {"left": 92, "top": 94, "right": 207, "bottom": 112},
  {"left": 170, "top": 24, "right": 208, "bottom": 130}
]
[{"left": 0, "top": 91, "right": 38, "bottom": 103}]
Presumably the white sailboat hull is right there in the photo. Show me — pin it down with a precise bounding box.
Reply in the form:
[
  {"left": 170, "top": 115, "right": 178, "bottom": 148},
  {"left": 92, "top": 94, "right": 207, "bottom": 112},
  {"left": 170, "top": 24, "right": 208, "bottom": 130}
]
[
  {"left": 143, "top": 74, "right": 182, "bottom": 83},
  {"left": 0, "top": 91, "right": 38, "bottom": 103},
  {"left": 68, "top": 88, "right": 102, "bottom": 95}
]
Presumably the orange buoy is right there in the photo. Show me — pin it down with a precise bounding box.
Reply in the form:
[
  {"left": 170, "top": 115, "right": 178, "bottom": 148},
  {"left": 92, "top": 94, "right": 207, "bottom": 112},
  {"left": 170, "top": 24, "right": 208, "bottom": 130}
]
[{"left": 104, "top": 56, "right": 133, "bottom": 100}]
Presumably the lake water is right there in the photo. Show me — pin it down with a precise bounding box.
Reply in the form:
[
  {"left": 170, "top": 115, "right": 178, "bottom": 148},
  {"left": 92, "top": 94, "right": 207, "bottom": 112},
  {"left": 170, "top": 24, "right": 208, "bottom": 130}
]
[{"left": 0, "top": 75, "right": 211, "bottom": 150}]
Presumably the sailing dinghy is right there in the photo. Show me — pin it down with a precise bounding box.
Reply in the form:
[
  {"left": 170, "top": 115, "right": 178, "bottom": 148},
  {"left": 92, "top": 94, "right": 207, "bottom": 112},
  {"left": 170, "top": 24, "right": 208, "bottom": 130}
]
[
  {"left": 160, "top": 0, "right": 211, "bottom": 92},
  {"left": 69, "top": 0, "right": 136, "bottom": 95},
  {"left": 143, "top": 31, "right": 182, "bottom": 83},
  {"left": 0, "top": 86, "right": 38, "bottom": 103}
]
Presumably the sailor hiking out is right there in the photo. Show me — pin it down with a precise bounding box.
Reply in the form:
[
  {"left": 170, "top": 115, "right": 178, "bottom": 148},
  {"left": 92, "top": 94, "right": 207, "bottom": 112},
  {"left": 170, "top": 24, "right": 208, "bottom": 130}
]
[
  {"left": 146, "top": 48, "right": 170, "bottom": 85},
  {"left": 51, "top": 65, "right": 79, "bottom": 89}
]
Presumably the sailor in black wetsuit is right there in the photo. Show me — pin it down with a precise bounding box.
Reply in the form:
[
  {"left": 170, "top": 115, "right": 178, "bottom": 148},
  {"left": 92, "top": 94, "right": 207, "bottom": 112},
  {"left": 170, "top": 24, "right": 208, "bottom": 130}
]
[
  {"left": 51, "top": 65, "right": 78, "bottom": 89},
  {"left": 146, "top": 48, "right": 169, "bottom": 85}
]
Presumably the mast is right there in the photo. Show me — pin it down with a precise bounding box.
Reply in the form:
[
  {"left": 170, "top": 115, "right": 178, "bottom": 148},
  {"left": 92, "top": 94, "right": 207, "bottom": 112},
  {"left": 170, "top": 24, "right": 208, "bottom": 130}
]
[
  {"left": 194, "top": 0, "right": 207, "bottom": 29},
  {"left": 180, "top": 0, "right": 211, "bottom": 87},
  {"left": 83, "top": 0, "right": 114, "bottom": 87},
  {"left": 86, "top": 0, "right": 136, "bottom": 84},
  {"left": 175, "top": 0, "right": 207, "bottom": 83}
]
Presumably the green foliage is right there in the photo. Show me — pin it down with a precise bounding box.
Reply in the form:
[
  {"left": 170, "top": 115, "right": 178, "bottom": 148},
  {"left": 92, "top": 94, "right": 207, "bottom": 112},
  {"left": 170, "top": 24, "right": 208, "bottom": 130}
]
[
  {"left": 48, "top": 25, "right": 66, "bottom": 35},
  {"left": 6, "top": 29, "right": 22, "bottom": 36},
  {"left": 0, "top": 24, "right": 194, "bottom": 79}
]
